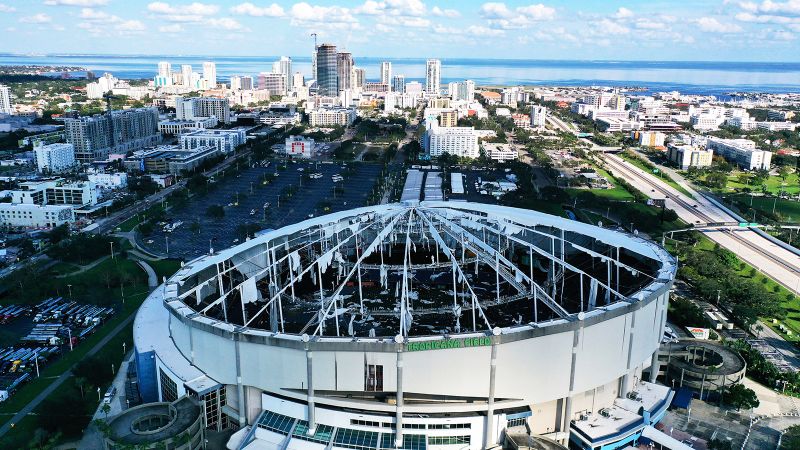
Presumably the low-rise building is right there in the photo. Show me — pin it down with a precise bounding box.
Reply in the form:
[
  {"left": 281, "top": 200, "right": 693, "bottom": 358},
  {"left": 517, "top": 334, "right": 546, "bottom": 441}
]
[
  {"left": 706, "top": 137, "right": 771, "bottom": 170},
  {"left": 87, "top": 172, "right": 128, "bottom": 190},
  {"left": 34, "top": 142, "right": 76, "bottom": 174},
  {"left": 179, "top": 129, "right": 246, "bottom": 154},
  {"left": 283, "top": 136, "right": 315, "bottom": 159},
  {"left": 596, "top": 117, "right": 641, "bottom": 132},
  {"left": 667, "top": 144, "right": 713, "bottom": 170},
  {"left": 512, "top": 114, "right": 530, "bottom": 130},
  {"left": 634, "top": 131, "right": 666, "bottom": 148},
  {"left": 11, "top": 179, "right": 98, "bottom": 207},
  {"left": 481, "top": 143, "right": 518, "bottom": 162},
  {"left": 124, "top": 146, "right": 221, "bottom": 175},
  {"left": 0, "top": 203, "right": 74, "bottom": 229},
  {"left": 308, "top": 108, "right": 357, "bottom": 127},
  {"left": 158, "top": 117, "right": 218, "bottom": 135}
]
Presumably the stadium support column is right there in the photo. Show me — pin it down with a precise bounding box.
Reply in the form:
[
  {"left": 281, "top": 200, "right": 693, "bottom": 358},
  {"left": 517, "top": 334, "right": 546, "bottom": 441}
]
[
  {"left": 395, "top": 335, "right": 405, "bottom": 448},
  {"left": 620, "top": 310, "right": 636, "bottom": 398},
  {"left": 562, "top": 323, "right": 582, "bottom": 445},
  {"left": 484, "top": 335, "right": 499, "bottom": 449},
  {"left": 304, "top": 335, "right": 316, "bottom": 435},
  {"left": 649, "top": 351, "right": 660, "bottom": 383},
  {"left": 233, "top": 332, "right": 246, "bottom": 427}
]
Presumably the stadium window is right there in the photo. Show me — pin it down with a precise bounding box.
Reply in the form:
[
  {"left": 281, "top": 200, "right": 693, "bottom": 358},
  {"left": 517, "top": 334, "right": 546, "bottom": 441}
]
[
  {"left": 365, "top": 364, "right": 383, "bottom": 392},
  {"left": 506, "top": 417, "right": 526, "bottom": 428},
  {"left": 159, "top": 368, "right": 178, "bottom": 402}
]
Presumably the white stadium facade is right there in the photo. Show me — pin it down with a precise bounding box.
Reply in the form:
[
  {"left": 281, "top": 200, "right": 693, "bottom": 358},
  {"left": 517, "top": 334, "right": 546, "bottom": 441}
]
[{"left": 134, "top": 202, "right": 677, "bottom": 450}]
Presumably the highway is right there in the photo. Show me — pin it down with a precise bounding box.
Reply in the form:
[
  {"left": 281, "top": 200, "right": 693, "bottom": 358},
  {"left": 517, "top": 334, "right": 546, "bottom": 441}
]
[{"left": 602, "top": 153, "right": 800, "bottom": 295}]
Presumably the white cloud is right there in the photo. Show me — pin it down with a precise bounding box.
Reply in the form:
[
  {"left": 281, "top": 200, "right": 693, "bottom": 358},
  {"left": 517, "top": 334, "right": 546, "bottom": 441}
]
[
  {"left": 230, "top": 2, "right": 285, "bottom": 17},
  {"left": 44, "top": 0, "right": 109, "bottom": 6},
  {"left": 695, "top": 17, "right": 743, "bottom": 33},
  {"left": 739, "top": 0, "right": 800, "bottom": 15},
  {"left": 480, "top": 2, "right": 556, "bottom": 29},
  {"left": 354, "top": 0, "right": 426, "bottom": 17},
  {"left": 598, "top": 18, "right": 630, "bottom": 34},
  {"left": 80, "top": 7, "right": 113, "bottom": 20},
  {"left": 147, "top": 2, "right": 220, "bottom": 22},
  {"left": 207, "top": 17, "right": 247, "bottom": 30},
  {"left": 396, "top": 17, "right": 430, "bottom": 27},
  {"left": 466, "top": 25, "right": 505, "bottom": 36},
  {"left": 159, "top": 23, "right": 185, "bottom": 32},
  {"left": 290, "top": 2, "right": 356, "bottom": 26},
  {"left": 20, "top": 14, "right": 53, "bottom": 24},
  {"left": 613, "top": 7, "right": 634, "bottom": 19},
  {"left": 0, "top": 3, "right": 16, "bottom": 12},
  {"left": 774, "top": 29, "right": 797, "bottom": 39},
  {"left": 431, "top": 6, "right": 459, "bottom": 18},
  {"left": 118, "top": 20, "right": 146, "bottom": 31},
  {"left": 635, "top": 19, "right": 665, "bottom": 30},
  {"left": 735, "top": 11, "right": 800, "bottom": 23}
]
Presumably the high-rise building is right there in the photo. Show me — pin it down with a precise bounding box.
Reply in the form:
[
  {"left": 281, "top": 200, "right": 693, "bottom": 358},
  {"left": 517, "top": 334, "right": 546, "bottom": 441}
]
[
  {"left": 292, "top": 72, "right": 305, "bottom": 90},
  {"left": 315, "top": 43, "right": 338, "bottom": 97},
  {"left": 380, "top": 61, "right": 392, "bottom": 86},
  {"left": 426, "top": 59, "right": 441, "bottom": 95},
  {"left": 157, "top": 61, "right": 172, "bottom": 78},
  {"left": 34, "top": 142, "right": 76, "bottom": 174},
  {"left": 392, "top": 75, "right": 406, "bottom": 94},
  {"left": 181, "top": 64, "right": 193, "bottom": 88},
  {"left": 0, "top": 84, "right": 12, "bottom": 114},
  {"left": 530, "top": 105, "right": 547, "bottom": 128},
  {"left": 64, "top": 108, "right": 160, "bottom": 162},
  {"left": 203, "top": 62, "right": 217, "bottom": 89},
  {"left": 175, "top": 97, "right": 231, "bottom": 124},
  {"left": 230, "top": 76, "right": 242, "bottom": 91},
  {"left": 353, "top": 67, "right": 366, "bottom": 88},
  {"left": 336, "top": 51, "right": 354, "bottom": 92},
  {"left": 450, "top": 80, "right": 475, "bottom": 102},
  {"left": 259, "top": 72, "right": 287, "bottom": 96},
  {"left": 241, "top": 76, "right": 254, "bottom": 90},
  {"left": 273, "top": 56, "right": 293, "bottom": 92}
]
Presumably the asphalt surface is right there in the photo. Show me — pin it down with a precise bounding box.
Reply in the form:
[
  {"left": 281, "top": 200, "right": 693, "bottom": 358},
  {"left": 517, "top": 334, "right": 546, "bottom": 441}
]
[{"left": 141, "top": 161, "right": 383, "bottom": 260}]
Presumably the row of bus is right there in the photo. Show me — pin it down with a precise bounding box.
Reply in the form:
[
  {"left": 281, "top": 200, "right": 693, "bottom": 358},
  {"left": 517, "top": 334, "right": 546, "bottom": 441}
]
[
  {"left": 0, "top": 304, "right": 33, "bottom": 325},
  {"left": 33, "top": 297, "right": 114, "bottom": 326}
]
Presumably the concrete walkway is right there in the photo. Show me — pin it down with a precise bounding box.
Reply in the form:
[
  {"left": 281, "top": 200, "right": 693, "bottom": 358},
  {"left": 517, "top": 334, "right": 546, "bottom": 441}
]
[
  {"left": 54, "top": 255, "right": 110, "bottom": 278},
  {"left": 134, "top": 259, "right": 158, "bottom": 289}
]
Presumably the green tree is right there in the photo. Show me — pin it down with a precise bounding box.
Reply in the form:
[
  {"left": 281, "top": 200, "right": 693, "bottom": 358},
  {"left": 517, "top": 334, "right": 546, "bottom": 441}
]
[
  {"left": 206, "top": 204, "right": 225, "bottom": 219},
  {"left": 706, "top": 172, "right": 728, "bottom": 189},
  {"left": 722, "top": 383, "right": 759, "bottom": 411}
]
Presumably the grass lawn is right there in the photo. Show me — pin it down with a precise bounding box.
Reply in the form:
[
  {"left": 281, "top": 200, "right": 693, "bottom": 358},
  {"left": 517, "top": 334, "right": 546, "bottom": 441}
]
[
  {"left": 566, "top": 168, "right": 635, "bottom": 201},
  {"left": 695, "top": 171, "right": 800, "bottom": 196},
  {"left": 146, "top": 258, "right": 183, "bottom": 280},
  {"left": 727, "top": 194, "right": 800, "bottom": 222}
]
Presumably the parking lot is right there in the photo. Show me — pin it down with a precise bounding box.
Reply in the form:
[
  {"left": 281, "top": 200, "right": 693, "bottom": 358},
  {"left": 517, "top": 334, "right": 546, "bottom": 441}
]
[{"left": 141, "top": 160, "right": 383, "bottom": 260}]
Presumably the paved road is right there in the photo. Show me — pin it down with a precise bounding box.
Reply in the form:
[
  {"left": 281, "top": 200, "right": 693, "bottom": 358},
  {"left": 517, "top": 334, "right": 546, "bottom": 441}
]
[{"left": 0, "top": 311, "right": 138, "bottom": 439}]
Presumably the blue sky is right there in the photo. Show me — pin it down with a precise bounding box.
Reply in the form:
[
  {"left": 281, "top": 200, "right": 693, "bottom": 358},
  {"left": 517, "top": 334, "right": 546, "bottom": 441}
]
[{"left": 0, "top": 0, "right": 798, "bottom": 61}]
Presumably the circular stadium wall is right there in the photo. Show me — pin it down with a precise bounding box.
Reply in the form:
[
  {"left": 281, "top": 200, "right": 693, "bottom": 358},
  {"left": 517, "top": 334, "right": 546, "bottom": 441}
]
[{"left": 133, "top": 202, "right": 677, "bottom": 449}]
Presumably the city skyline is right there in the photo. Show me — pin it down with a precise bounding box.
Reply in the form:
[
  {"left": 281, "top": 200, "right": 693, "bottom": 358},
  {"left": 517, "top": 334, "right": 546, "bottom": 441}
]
[{"left": 0, "top": 0, "right": 798, "bottom": 61}]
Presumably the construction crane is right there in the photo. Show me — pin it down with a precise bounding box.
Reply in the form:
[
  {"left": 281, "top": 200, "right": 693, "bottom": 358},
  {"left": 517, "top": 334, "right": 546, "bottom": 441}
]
[
  {"left": 311, "top": 32, "right": 318, "bottom": 48},
  {"left": 102, "top": 92, "right": 119, "bottom": 114}
]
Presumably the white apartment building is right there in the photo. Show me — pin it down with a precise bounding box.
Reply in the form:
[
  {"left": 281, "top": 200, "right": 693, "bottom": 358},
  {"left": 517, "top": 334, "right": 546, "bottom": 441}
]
[
  {"left": 34, "top": 142, "right": 76, "bottom": 174},
  {"left": 180, "top": 129, "right": 246, "bottom": 154},
  {"left": 667, "top": 144, "right": 713, "bottom": 170},
  {"left": 406, "top": 81, "right": 423, "bottom": 95},
  {"left": 0, "top": 84, "right": 13, "bottom": 114},
  {"left": 284, "top": 136, "right": 315, "bottom": 159},
  {"left": 425, "top": 59, "right": 441, "bottom": 94},
  {"left": 175, "top": 97, "right": 230, "bottom": 124},
  {"left": 308, "top": 108, "right": 357, "bottom": 127},
  {"left": 381, "top": 62, "right": 392, "bottom": 86},
  {"left": 636, "top": 131, "right": 666, "bottom": 147},
  {"left": 706, "top": 137, "right": 772, "bottom": 170},
  {"left": 181, "top": 65, "right": 193, "bottom": 88},
  {"left": 449, "top": 80, "right": 475, "bottom": 102},
  {"left": 159, "top": 116, "right": 219, "bottom": 135},
  {"left": 11, "top": 179, "right": 99, "bottom": 207},
  {"left": 0, "top": 203, "right": 75, "bottom": 229},
  {"left": 202, "top": 62, "right": 217, "bottom": 89},
  {"left": 758, "top": 122, "right": 797, "bottom": 132},
  {"left": 530, "top": 105, "right": 547, "bottom": 128},
  {"left": 424, "top": 118, "right": 479, "bottom": 158},
  {"left": 85, "top": 73, "right": 118, "bottom": 99},
  {"left": 482, "top": 143, "right": 519, "bottom": 162},
  {"left": 384, "top": 93, "right": 420, "bottom": 112},
  {"left": 88, "top": 172, "right": 128, "bottom": 190},
  {"left": 273, "top": 56, "right": 293, "bottom": 92}
]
